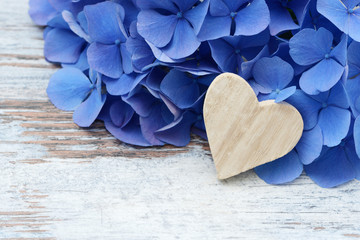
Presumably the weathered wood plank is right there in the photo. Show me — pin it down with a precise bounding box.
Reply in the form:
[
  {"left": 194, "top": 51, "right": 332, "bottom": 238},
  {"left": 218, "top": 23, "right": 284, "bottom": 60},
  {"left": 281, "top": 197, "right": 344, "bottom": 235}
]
[{"left": 0, "top": 0, "right": 360, "bottom": 239}]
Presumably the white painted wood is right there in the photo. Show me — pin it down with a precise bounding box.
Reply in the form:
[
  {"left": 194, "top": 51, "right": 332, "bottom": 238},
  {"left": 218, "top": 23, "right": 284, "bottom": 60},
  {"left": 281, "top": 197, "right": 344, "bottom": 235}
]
[
  {"left": 0, "top": 1, "right": 360, "bottom": 239},
  {"left": 204, "top": 73, "right": 303, "bottom": 179}
]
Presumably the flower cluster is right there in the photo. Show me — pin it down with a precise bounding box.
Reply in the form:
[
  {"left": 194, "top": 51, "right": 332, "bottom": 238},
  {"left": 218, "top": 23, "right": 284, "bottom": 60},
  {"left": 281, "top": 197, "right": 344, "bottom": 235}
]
[{"left": 29, "top": 0, "right": 360, "bottom": 188}]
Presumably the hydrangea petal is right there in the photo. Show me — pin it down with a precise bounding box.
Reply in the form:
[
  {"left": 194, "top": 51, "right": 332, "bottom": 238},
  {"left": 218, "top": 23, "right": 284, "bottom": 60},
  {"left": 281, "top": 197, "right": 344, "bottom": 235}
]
[
  {"left": 47, "top": 68, "right": 92, "bottom": 111},
  {"left": 136, "top": 0, "right": 178, "bottom": 13},
  {"left": 318, "top": 106, "right": 351, "bottom": 147},
  {"left": 137, "top": 10, "right": 178, "bottom": 48},
  {"left": 197, "top": 15, "right": 232, "bottom": 41},
  {"left": 29, "top": 0, "right": 57, "bottom": 26},
  {"left": 268, "top": 3, "right": 300, "bottom": 36},
  {"left": 73, "top": 89, "right": 106, "bottom": 127},
  {"left": 140, "top": 103, "right": 169, "bottom": 145},
  {"left": 327, "top": 82, "right": 349, "bottom": 109},
  {"left": 289, "top": 28, "right": 332, "bottom": 66},
  {"left": 162, "top": 19, "right": 201, "bottom": 59},
  {"left": 87, "top": 43, "right": 123, "bottom": 78},
  {"left": 255, "top": 150, "right": 303, "bottom": 184},
  {"left": 330, "top": 34, "right": 348, "bottom": 67},
  {"left": 84, "top": 2, "right": 125, "bottom": 44},
  {"left": 253, "top": 56, "right": 294, "bottom": 90},
  {"left": 234, "top": 0, "right": 270, "bottom": 36},
  {"left": 109, "top": 100, "right": 134, "bottom": 128},
  {"left": 348, "top": 41, "right": 360, "bottom": 78},
  {"left": 305, "top": 146, "right": 355, "bottom": 188},
  {"left": 155, "top": 111, "right": 197, "bottom": 146},
  {"left": 44, "top": 28, "right": 86, "bottom": 64},
  {"left": 275, "top": 86, "right": 296, "bottom": 103},
  {"left": 286, "top": 90, "right": 322, "bottom": 130},
  {"left": 183, "top": 0, "right": 209, "bottom": 34},
  {"left": 296, "top": 125, "right": 323, "bottom": 165},
  {"left": 160, "top": 70, "right": 200, "bottom": 109},
  {"left": 105, "top": 116, "right": 151, "bottom": 146},
  {"left": 209, "top": 0, "right": 230, "bottom": 16},
  {"left": 299, "top": 59, "right": 344, "bottom": 94}
]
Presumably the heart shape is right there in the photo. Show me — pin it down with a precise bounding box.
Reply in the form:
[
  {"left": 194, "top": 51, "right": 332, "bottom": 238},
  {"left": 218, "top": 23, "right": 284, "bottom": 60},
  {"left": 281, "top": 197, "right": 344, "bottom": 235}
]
[{"left": 204, "top": 73, "right": 304, "bottom": 179}]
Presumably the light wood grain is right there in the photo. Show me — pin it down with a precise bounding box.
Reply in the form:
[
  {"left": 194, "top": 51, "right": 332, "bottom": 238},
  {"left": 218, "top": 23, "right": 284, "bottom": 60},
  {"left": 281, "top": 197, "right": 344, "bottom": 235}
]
[
  {"left": 204, "top": 73, "right": 303, "bottom": 179},
  {"left": 1, "top": 1, "right": 360, "bottom": 239}
]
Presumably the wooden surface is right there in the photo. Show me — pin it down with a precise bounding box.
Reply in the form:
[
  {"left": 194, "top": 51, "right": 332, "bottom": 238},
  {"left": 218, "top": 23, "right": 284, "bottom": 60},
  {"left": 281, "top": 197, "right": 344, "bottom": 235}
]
[
  {"left": 1, "top": 1, "right": 360, "bottom": 239},
  {"left": 204, "top": 73, "right": 303, "bottom": 179}
]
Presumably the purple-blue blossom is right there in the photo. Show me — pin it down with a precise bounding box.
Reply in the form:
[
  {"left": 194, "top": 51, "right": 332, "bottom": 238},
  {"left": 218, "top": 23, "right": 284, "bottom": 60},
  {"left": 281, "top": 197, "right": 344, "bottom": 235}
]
[{"left": 29, "top": 0, "right": 360, "bottom": 188}]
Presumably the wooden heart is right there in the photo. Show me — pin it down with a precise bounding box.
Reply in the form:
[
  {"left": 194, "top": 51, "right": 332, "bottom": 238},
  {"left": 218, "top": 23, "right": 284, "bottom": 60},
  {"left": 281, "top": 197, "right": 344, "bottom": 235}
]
[{"left": 203, "top": 73, "right": 304, "bottom": 180}]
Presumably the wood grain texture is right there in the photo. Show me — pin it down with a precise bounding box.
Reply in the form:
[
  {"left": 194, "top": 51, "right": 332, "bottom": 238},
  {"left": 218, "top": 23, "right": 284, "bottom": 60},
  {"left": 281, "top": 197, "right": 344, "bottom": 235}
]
[
  {"left": 204, "top": 73, "right": 303, "bottom": 179},
  {"left": 0, "top": 1, "right": 360, "bottom": 239}
]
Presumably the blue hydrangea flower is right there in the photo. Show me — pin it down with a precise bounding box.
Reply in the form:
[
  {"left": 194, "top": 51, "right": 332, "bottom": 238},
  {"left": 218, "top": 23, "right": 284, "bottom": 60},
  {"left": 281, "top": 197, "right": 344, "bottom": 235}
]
[
  {"left": 317, "top": 0, "right": 360, "bottom": 42},
  {"left": 126, "top": 21, "right": 156, "bottom": 73},
  {"left": 43, "top": 15, "right": 87, "bottom": 65},
  {"left": 197, "top": 0, "right": 270, "bottom": 41},
  {"left": 252, "top": 56, "right": 296, "bottom": 103},
  {"left": 290, "top": 28, "right": 348, "bottom": 94},
  {"left": 101, "top": 96, "right": 152, "bottom": 147},
  {"left": 266, "top": 0, "right": 310, "bottom": 36},
  {"left": 208, "top": 30, "right": 270, "bottom": 74},
  {"left": 287, "top": 83, "right": 351, "bottom": 147},
  {"left": 29, "top": 0, "right": 58, "bottom": 26},
  {"left": 84, "top": 1, "right": 133, "bottom": 78},
  {"left": 137, "top": 0, "right": 209, "bottom": 60},
  {"left": 47, "top": 68, "right": 106, "bottom": 127},
  {"left": 305, "top": 126, "right": 360, "bottom": 188}
]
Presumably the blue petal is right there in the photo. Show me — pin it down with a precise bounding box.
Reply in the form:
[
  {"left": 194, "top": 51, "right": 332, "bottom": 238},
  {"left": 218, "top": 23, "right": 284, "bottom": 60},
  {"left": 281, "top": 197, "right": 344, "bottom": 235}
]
[
  {"left": 318, "top": 106, "right": 351, "bottom": 147},
  {"left": 87, "top": 43, "right": 123, "bottom": 78},
  {"left": 197, "top": 15, "right": 232, "bottom": 41},
  {"left": 120, "top": 44, "right": 134, "bottom": 74},
  {"left": 44, "top": 28, "right": 86, "bottom": 64},
  {"left": 62, "top": 47, "right": 89, "bottom": 71},
  {"left": 47, "top": 68, "right": 92, "bottom": 111},
  {"left": 109, "top": 100, "right": 134, "bottom": 128},
  {"left": 160, "top": 70, "right": 200, "bottom": 109},
  {"left": 29, "top": 0, "right": 57, "bottom": 26},
  {"left": 84, "top": 1, "right": 126, "bottom": 44},
  {"left": 330, "top": 34, "right": 348, "bottom": 66},
  {"left": 253, "top": 56, "right": 294, "bottom": 90},
  {"left": 234, "top": 0, "right": 270, "bottom": 36},
  {"left": 73, "top": 89, "right": 106, "bottom": 127},
  {"left": 137, "top": 10, "right": 178, "bottom": 48},
  {"left": 183, "top": 0, "right": 209, "bottom": 34},
  {"left": 209, "top": 0, "right": 230, "bottom": 16},
  {"left": 255, "top": 150, "right": 303, "bottom": 184},
  {"left": 104, "top": 73, "right": 146, "bottom": 96},
  {"left": 327, "top": 82, "right": 349, "bottom": 109},
  {"left": 155, "top": 111, "right": 197, "bottom": 146},
  {"left": 289, "top": 28, "right": 332, "bottom": 66},
  {"left": 241, "top": 45, "right": 269, "bottom": 80},
  {"left": 299, "top": 59, "right": 344, "bottom": 94},
  {"left": 162, "top": 19, "right": 201, "bottom": 59},
  {"left": 62, "top": 10, "right": 90, "bottom": 42},
  {"left": 354, "top": 115, "right": 360, "bottom": 157},
  {"left": 105, "top": 115, "right": 151, "bottom": 146},
  {"left": 174, "top": 0, "right": 199, "bottom": 11},
  {"left": 136, "top": 0, "right": 178, "bottom": 13},
  {"left": 275, "top": 86, "right": 296, "bottom": 103},
  {"left": 348, "top": 41, "right": 360, "bottom": 78},
  {"left": 296, "top": 125, "right": 323, "bottom": 165},
  {"left": 345, "top": 76, "right": 360, "bottom": 117},
  {"left": 286, "top": 90, "right": 322, "bottom": 130},
  {"left": 317, "top": 0, "right": 360, "bottom": 42},
  {"left": 268, "top": 3, "right": 299, "bottom": 35},
  {"left": 124, "top": 90, "right": 157, "bottom": 117},
  {"left": 345, "top": 136, "right": 360, "bottom": 180},
  {"left": 208, "top": 38, "right": 237, "bottom": 72},
  {"left": 305, "top": 146, "right": 355, "bottom": 188}
]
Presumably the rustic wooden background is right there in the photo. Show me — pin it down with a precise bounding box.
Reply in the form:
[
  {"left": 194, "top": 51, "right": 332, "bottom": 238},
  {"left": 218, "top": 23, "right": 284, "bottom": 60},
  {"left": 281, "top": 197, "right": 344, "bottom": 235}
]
[{"left": 1, "top": 1, "right": 360, "bottom": 239}]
